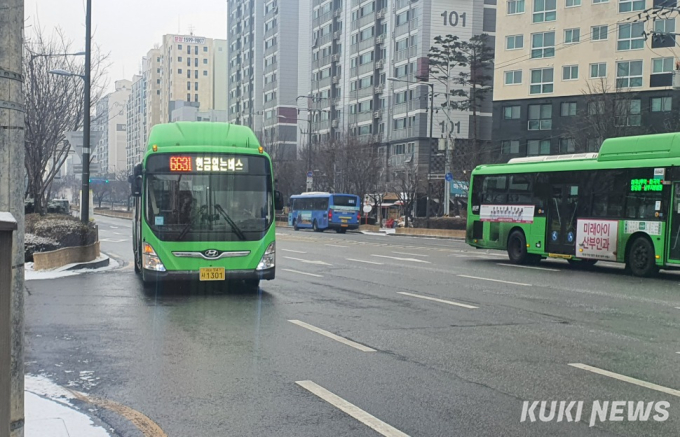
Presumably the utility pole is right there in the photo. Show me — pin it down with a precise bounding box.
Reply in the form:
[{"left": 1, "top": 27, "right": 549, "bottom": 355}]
[
  {"left": 0, "top": 1, "right": 25, "bottom": 436},
  {"left": 81, "top": 0, "right": 92, "bottom": 223},
  {"left": 443, "top": 73, "right": 451, "bottom": 216}
]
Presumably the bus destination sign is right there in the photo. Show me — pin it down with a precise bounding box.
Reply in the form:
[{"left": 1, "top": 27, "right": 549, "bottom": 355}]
[
  {"left": 168, "top": 156, "right": 248, "bottom": 173},
  {"left": 630, "top": 178, "right": 662, "bottom": 192}
]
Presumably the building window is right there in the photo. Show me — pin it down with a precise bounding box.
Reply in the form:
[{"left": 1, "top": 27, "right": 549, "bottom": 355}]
[
  {"left": 187, "top": 58, "right": 191, "bottom": 66},
  {"left": 531, "top": 32, "right": 555, "bottom": 58},
  {"left": 593, "top": 0, "right": 608, "bottom": 3},
  {"left": 178, "top": 68, "right": 183, "bottom": 74},
  {"left": 561, "top": 102, "right": 577, "bottom": 116},
  {"left": 203, "top": 46, "right": 208, "bottom": 52},
  {"left": 506, "top": 34, "right": 524, "bottom": 50},
  {"left": 619, "top": 0, "right": 645, "bottom": 12},
  {"left": 195, "top": 70, "right": 198, "bottom": 79},
  {"left": 187, "top": 81, "right": 191, "bottom": 90},
  {"left": 187, "top": 93, "right": 190, "bottom": 101},
  {"left": 590, "top": 62, "right": 607, "bottom": 78},
  {"left": 501, "top": 140, "right": 520, "bottom": 154},
  {"left": 204, "top": 59, "right": 208, "bottom": 64},
  {"left": 563, "top": 65, "right": 579, "bottom": 80},
  {"left": 178, "top": 44, "right": 183, "bottom": 50},
  {"left": 616, "top": 60, "right": 643, "bottom": 88},
  {"left": 652, "top": 57, "right": 673, "bottom": 73},
  {"left": 559, "top": 138, "right": 576, "bottom": 153},
  {"left": 178, "top": 56, "right": 183, "bottom": 62},
  {"left": 503, "top": 106, "right": 521, "bottom": 119},
  {"left": 586, "top": 138, "right": 601, "bottom": 151},
  {"left": 505, "top": 70, "right": 523, "bottom": 85},
  {"left": 615, "top": 99, "right": 641, "bottom": 126},
  {"left": 533, "top": 0, "right": 556, "bottom": 23},
  {"left": 653, "top": 19, "right": 676, "bottom": 48},
  {"left": 195, "top": 94, "right": 199, "bottom": 102},
  {"left": 527, "top": 140, "right": 551, "bottom": 155},
  {"left": 588, "top": 101, "right": 605, "bottom": 115},
  {"left": 565, "top": 28, "right": 580, "bottom": 43},
  {"left": 592, "top": 25, "right": 608, "bottom": 41},
  {"left": 508, "top": 0, "right": 525, "bottom": 14},
  {"left": 195, "top": 58, "right": 199, "bottom": 67},
  {"left": 187, "top": 45, "right": 191, "bottom": 54},
  {"left": 617, "top": 23, "right": 644, "bottom": 50},
  {"left": 566, "top": 0, "right": 581, "bottom": 6},
  {"left": 530, "top": 68, "right": 554, "bottom": 94},
  {"left": 204, "top": 70, "right": 208, "bottom": 76},
  {"left": 195, "top": 82, "right": 199, "bottom": 91},
  {"left": 651, "top": 97, "right": 672, "bottom": 112},
  {"left": 194, "top": 46, "right": 198, "bottom": 55},
  {"left": 528, "top": 104, "right": 552, "bottom": 130}
]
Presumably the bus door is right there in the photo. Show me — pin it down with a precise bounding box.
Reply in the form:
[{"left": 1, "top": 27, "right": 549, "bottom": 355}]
[
  {"left": 546, "top": 183, "right": 580, "bottom": 255},
  {"left": 667, "top": 182, "right": 680, "bottom": 262}
]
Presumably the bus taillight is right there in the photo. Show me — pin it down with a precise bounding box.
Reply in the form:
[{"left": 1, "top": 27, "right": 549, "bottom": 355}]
[
  {"left": 357, "top": 214, "right": 361, "bottom": 221},
  {"left": 328, "top": 209, "right": 333, "bottom": 219}
]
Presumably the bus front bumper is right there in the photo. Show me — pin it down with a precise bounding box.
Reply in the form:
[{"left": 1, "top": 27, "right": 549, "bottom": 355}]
[{"left": 143, "top": 267, "right": 275, "bottom": 282}]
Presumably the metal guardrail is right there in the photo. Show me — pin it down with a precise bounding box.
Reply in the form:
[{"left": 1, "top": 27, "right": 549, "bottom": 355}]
[{"left": 0, "top": 212, "right": 16, "bottom": 437}]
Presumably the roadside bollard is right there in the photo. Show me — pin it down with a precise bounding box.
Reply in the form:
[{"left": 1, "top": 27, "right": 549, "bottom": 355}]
[{"left": 0, "top": 212, "right": 17, "bottom": 437}]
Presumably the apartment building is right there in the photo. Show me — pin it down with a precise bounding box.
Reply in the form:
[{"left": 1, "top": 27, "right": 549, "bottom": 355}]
[
  {"left": 227, "top": 0, "right": 303, "bottom": 159},
  {"left": 126, "top": 74, "right": 146, "bottom": 172},
  {"left": 493, "top": 0, "right": 679, "bottom": 161},
  {"left": 307, "top": 0, "right": 494, "bottom": 186},
  {"left": 94, "top": 79, "right": 132, "bottom": 174}
]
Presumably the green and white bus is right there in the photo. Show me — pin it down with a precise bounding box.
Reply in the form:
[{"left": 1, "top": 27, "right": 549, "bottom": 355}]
[
  {"left": 466, "top": 132, "right": 680, "bottom": 277},
  {"left": 129, "top": 122, "right": 283, "bottom": 287}
]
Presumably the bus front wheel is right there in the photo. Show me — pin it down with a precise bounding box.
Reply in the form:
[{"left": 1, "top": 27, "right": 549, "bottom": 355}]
[
  {"left": 626, "top": 237, "right": 659, "bottom": 277},
  {"left": 293, "top": 220, "right": 299, "bottom": 231},
  {"left": 507, "top": 230, "right": 539, "bottom": 265},
  {"left": 313, "top": 220, "right": 321, "bottom": 232}
]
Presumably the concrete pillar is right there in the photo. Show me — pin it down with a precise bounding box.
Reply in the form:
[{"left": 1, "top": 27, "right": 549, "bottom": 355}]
[{"left": 0, "top": 1, "right": 25, "bottom": 436}]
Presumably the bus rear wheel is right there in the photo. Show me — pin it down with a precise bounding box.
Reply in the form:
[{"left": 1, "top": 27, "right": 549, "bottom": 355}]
[
  {"left": 507, "top": 230, "right": 540, "bottom": 265},
  {"left": 293, "top": 220, "right": 299, "bottom": 231},
  {"left": 626, "top": 236, "right": 659, "bottom": 277},
  {"left": 313, "top": 220, "right": 321, "bottom": 232}
]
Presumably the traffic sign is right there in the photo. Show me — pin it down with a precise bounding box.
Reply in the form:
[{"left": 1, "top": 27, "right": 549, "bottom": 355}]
[
  {"left": 307, "top": 171, "right": 314, "bottom": 178},
  {"left": 363, "top": 205, "right": 372, "bottom": 213},
  {"left": 445, "top": 172, "right": 453, "bottom": 182}
]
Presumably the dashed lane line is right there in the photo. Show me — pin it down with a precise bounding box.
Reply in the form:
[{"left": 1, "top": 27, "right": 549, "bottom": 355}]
[
  {"left": 281, "top": 269, "right": 323, "bottom": 278},
  {"left": 458, "top": 274, "right": 532, "bottom": 287},
  {"left": 497, "top": 263, "right": 560, "bottom": 272},
  {"left": 397, "top": 292, "right": 478, "bottom": 309},
  {"left": 569, "top": 363, "right": 680, "bottom": 398},
  {"left": 284, "top": 256, "right": 332, "bottom": 266},
  {"left": 288, "top": 320, "right": 376, "bottom": 352},
  {"left": 346, "top": 258, "right": 384, "bottom": 265},
  {"left": 296, "top": 381, "right": 409, "bottom": 437},
  {"left": 392, "top": 251, "right": 428, "bottom": 258},
  {"left": 371, "top": 255, "right": 431, "bottom": 264},
  {"left": 281, "top": 249, "right": 307, "bottom": 254}
]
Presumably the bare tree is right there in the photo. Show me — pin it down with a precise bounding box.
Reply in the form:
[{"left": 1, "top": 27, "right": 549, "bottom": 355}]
[
  {"left": 24, "top": 27, "right": 109, "bottom": 214},
  {"left": 564, "top": 78, "right": 649, "bottom": 152},
  {"left": 389, "top": 161, "right": 424, "bottom": 228},
  {"left": 108, "top": 170, "right": 131, "bottom": 209}
]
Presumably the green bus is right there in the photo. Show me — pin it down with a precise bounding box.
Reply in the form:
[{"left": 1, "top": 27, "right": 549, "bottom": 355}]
[
  {"left": 466, "top": 132, "right": 680, "bottom": 277},
  {"left": 129, "top": 122, "right": 283, "bottom": 287}
]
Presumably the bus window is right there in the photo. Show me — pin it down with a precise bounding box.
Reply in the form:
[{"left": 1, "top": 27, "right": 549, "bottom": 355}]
[
  {"left": 482, "top": 176, "right": 507, "bottom": 203},
  {"left": 508, "top": 174, "right": 532, "bottom": 204}
]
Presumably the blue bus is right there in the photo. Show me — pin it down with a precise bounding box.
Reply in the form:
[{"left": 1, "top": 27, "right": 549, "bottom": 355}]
[{"left": 288, "top": 192, "right": 361, "bottom": 233}]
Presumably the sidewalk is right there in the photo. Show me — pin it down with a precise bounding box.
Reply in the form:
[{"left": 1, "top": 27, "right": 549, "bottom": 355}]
[{"left": 25, "top": 375, "right": 111, "bottom": 437}]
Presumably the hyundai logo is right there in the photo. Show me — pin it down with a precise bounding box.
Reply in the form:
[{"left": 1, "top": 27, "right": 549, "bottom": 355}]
[{"left": 203, "top": 249, "right": 220, "bottom": 259}]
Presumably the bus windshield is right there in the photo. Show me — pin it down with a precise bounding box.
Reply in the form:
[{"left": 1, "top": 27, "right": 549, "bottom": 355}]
[
  {"left": 332, "top": 195, "right": 360, "bottom": 210},
  {"left": 146, "top": 172, "right": 273, "bottom": 242}
]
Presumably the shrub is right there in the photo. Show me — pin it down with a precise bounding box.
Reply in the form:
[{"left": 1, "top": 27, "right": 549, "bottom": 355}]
[
  {"left": 24, "top": 234, "right": 60, "bottom": 262},
  {"left": 413, "top": 216, "right": 467, "bottom": 230},
  {"left": 25, "top": 214, "right": 97, "bottom": 248}
]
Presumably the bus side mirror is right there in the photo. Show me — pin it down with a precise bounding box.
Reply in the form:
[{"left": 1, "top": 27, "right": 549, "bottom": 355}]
[
  {"left": 130, "top": 164, "right": 142, "bottom": 197},
  {"left": 274, "top": 190, "right": 283, "bottom": 211}
]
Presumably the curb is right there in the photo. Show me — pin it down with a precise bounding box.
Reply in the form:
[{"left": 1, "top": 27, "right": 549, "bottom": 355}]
[
  {"left": 65, "top": 255, "right": 110, "bottom": 271},
  {"left": 94, "top": 211, "right": 132, "bottom": 220},
  {"left": 387, "top": 233, "right": 464, "bottom": 241}
]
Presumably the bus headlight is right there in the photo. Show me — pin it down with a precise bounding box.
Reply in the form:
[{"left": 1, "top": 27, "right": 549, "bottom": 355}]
[
  {"left": 142, "top": 242, "right": 166, "bottom": 272},
  {"left": 256, "top": 242, "right": 275, "bottom": 270}
]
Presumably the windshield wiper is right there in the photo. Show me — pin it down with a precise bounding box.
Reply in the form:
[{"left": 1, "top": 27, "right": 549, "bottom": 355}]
[
  {"left": 214, "top": 204, "right": 246, "bottom": 240},
  {"left": 176, "top": 222, "right": 192, "bottom": 241}
]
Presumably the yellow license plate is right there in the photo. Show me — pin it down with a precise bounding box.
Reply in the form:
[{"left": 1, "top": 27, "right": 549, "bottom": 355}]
[
  {"left": 199, "top": 267, "right": 225, "bottom": 281},
  {"left": 341, "top": 224, "right": 348, "bottom": 227}
]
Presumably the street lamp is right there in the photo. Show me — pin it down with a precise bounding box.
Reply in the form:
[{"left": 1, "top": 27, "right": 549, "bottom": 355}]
[
  {"left": 388, "top": 77, "right": 435, "bottom": 225},
  {"left": 48, "top": 0, "right": 92, "bottom": 223}
]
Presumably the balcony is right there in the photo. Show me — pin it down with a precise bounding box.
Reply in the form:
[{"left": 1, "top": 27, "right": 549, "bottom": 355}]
[
  {"left": 313, "top": 10, "right": 334, "bottom": 28},
  {"left": 264, "top": 62, "right": 278, "bottom": 75},
  {"left": 394, "top": 18, "right": 418, "bottom": 38},
  {"left": 390, "top": 127, "right": 417, "bottom": 141},
  {"left": 355, "top": 111, "right": 374, "bottom": 123},
  {"left": 392, "top": 100, "right": 424, "bottom": 115},
  {"left": 264, "top": 24, "right": 278, "bottom": 40},
  {"left": 316, "top": 32, "right": 333, "bottom": 47},
  {"left": 312, "top": 77, "right": 332, "bottom": 89},
  {"left": 357, "top": 86, "right": 376, "bottom": 99},
  {"left": 394, "top": 46, "right": 418, "bottom": 62},
  {"left": 395, "top": 0, "right": 413, "bottom": 10},
  {"left": 264, "top": 45, "right": 277, "bottom": 58},
  {"left": 313, "top": 120, "right": 331, "bottom": 131},
  {"left": 352, "top": 37, "right": 376, "bottom": 53},
  {"left": 358, "top": 61, "right": 375, "bottom": 76},
  {"left": 351, "top": 12, "right": 376, "bottom": 31},
  {"left": 313, "top": 55, "right": 333, "bottom": 70},
  {"left": 264, "top": 98, "right": 277, "bottom": 109},
  {"left": 264, "top": 80, "right": 277, "bottom": 92}
]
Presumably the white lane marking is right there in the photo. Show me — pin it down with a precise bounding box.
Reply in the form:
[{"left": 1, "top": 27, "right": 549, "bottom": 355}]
[
  {"left": 107, "top": 253, "right": 121, "bottom": 259},
  {"left": 371, "top": 255, "right": 431, "bottom": 264},
  {"left": 109, "top": 226, "right": 119, "bottom": 229},
  {"left": 569, "top": 363, "right": 680, "bottom": 398},
  {"left": 497, "top": 263, "right": 559, "bottom": 272},
  {"left": 276, "top": 232, "right": 289, "bottom": 236},
  {"left": 676, "top": 307, "right": 680, "bottom": 310},
  {"left": 284, "top": 256, "right": 332, "bottom": 266},
  {"left": 112, "top": 232, "right": 122, "bottom": 235},
  {"left": 296, "top": 380, "right": 409, "bottom": 437},
  {"left": 397, "top": 292, "right": 478, "bottom": 309},
  {"left": 281, "top": 269, "right": 323, "bottom": 278},
  {"left": 458, "top": 275, "right": 531, "bottom": 287},
  {"left": 326, "top": 244, "right": 348, "bottom": 248},
  {"left": 393, "top": 251, "right": 428, "bottom": 257},
  {"left": 346, "top": 258, "right": 384, "bottom": 265},
  {"left": 100, "top": 238, "right": 128, "bottom": 243},
  {"left": 288, "top": 320, "right": 376, "bottom": 352},
  {"left": 281, "top": 249, "right": 307, "bottom": 254}
]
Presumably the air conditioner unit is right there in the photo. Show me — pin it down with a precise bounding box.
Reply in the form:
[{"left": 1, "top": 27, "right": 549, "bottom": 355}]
[
  {"left": 377, "top": 9, "right": 386, "bottom": 19},
  {"left": 332, "top": 54, "right": 340, "bottom": 62},
  {"left": 375, "top": 85, "right": 384, "bottom": 94},
  {"left": 334, "top": 9, "right": 342, "bottom": 18},
  {"left": 674, "top": 70, "right": 680, "bottom": 90},
  {"left": 376, "top": 59, "right": 384, "bottom": 69},
  {"left": 373, "top": 111, "right": 382, "bottom": 119},
  {"left": 332, "top": 77, "right": 340, "bottom": 84},
  {"left": 332, "top": 120, "right": 339, "bottom": 128},
  {"left": 376, "top": 35, "right": 385, "bottom": 44},
  {"left": 334, "top": 31, "right": 341, "bottom": 39}
]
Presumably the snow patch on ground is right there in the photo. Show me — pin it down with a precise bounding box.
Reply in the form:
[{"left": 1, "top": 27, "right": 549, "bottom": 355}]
[
  {"left": 25, "top": 254, "right": 119, "bottom": 281},
  {"left": 25, "top": 375, "right": 111, "bottom": 437}
]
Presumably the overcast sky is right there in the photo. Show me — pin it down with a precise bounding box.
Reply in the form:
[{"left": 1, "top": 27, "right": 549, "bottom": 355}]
[{"left": 25, "top": 0, "right": 227, "bottom": 92}]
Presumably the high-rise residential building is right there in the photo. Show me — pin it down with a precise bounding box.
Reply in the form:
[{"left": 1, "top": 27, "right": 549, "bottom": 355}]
[
  {"left": 145, "top": 48, "right": 163, "bottom": 133},
  {"left": 227, "top": 0, "right": 302, "bottom": 160},
  {"left": 160, "top": 34, "right": 226, "bottom": 122},
  {"left": 94, "top": 79, "right": 132, "bottom": 175},
  {"left": 126, "top": 74, "right": 146, "bottom": 172},
  {"left": 306, "top": 0, "right": 495, "bottom": 187},
  {"left": 492, "top": 0, "right": 680, "bottom": 161}
]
